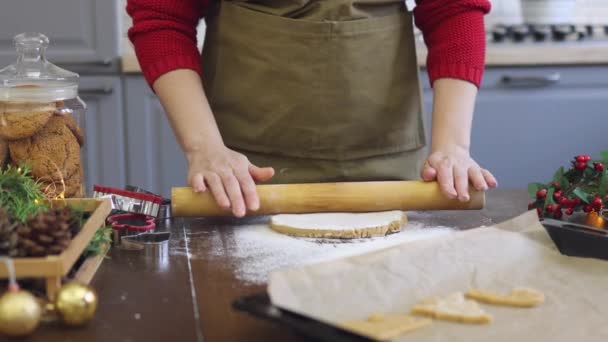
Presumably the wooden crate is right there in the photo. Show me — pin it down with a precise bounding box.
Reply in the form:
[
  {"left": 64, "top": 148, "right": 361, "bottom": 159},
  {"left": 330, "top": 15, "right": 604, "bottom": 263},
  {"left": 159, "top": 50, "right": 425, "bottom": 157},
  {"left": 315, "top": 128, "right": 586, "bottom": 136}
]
[{"left": 0, "top": 198, "right": 112, "bottom": 299}]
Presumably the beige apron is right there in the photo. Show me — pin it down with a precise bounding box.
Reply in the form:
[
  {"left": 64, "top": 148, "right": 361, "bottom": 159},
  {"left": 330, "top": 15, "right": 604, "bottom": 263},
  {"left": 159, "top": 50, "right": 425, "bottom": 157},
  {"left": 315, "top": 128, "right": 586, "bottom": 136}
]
[{"left": 201, "top": 0, "right": 427, "bottom": 183}]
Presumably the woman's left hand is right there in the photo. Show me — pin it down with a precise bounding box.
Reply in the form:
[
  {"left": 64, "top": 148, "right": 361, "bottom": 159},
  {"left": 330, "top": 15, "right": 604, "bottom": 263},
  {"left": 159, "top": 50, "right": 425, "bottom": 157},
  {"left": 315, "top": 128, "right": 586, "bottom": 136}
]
[{"left": 421, "top": 145, "right": 497, "bottom": 201}]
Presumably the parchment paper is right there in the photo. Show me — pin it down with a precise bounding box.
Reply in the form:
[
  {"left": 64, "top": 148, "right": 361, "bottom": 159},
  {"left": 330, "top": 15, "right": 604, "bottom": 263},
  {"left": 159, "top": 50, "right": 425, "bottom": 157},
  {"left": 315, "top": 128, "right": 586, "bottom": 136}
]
[{"left": 268, "top": 211, "right": 608, "bottom": 341}]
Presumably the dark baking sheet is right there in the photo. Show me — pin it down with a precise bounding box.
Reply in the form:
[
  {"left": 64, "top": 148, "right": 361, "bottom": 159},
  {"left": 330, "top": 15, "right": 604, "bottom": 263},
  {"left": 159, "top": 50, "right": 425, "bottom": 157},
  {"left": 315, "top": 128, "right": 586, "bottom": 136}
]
[
  {"left": 541, "top": 218, "right": 608, "bottom": 260},
  {"left": 233, "top": 293, "right": 374, "bottom": 342}
]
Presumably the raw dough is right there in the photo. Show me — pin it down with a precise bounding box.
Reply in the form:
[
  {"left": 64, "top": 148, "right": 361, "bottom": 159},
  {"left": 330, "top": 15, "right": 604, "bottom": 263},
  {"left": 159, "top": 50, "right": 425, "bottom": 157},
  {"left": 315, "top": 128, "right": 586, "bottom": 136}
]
[
  {"left": 269, "top": 211, "right": 406, "bottom": 239},
  {"left": 340, "top": 313, "right": 432, "bottom": 341},
  {"left": 465, "top": 287, "right": 545, "bottom": 308},
  {"left": 411, "top": 292, "right": 492, "bottom": 324}
]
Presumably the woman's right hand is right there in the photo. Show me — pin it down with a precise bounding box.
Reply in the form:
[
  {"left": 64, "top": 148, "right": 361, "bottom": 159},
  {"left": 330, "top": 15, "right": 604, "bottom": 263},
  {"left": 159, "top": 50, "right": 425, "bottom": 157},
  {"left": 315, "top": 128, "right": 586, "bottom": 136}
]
[
  {"left": 186, "top": 144, "right": 275, "bottom": 217},
  {"left": 149, "top": 69, "right": 274, "bottom": 218}
]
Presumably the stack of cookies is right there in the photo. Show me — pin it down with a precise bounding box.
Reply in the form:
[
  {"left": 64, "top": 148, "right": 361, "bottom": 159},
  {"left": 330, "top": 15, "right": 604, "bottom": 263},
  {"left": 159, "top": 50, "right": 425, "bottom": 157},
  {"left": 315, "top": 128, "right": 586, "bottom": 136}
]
[{"left": 0, "top": 101, "right": 84, "bottom": 197}]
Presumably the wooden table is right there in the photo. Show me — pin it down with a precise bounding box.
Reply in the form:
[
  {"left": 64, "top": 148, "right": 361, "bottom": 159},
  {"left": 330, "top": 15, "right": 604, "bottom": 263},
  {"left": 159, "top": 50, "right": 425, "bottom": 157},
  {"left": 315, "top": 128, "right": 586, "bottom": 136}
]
[{"left": 26, "top": 189, "right": 529, "bottom": 342}]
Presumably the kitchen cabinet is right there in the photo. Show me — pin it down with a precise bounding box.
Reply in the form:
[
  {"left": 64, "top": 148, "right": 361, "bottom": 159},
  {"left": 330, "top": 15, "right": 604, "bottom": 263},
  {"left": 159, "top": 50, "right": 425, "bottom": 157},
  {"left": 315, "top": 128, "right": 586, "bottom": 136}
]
[
  {"left": 0, "top": 0, "right": 120, "bottom": 73},
  {"left": 422, "top": 66, "right": 608, "bottom": 189},
  {"left": 79, "top": 76, "right": 127, "bottom": 194},
  {"left": 124, "top": 76, "right": 188, "bottom": 198}
]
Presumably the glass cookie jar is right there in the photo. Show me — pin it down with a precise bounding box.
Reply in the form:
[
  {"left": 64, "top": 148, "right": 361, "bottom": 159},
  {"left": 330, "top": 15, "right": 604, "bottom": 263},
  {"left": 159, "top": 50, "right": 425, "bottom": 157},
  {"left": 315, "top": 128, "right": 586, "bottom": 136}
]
[{"left": 0, "top": 33, "right": 86, "bottom": 198}]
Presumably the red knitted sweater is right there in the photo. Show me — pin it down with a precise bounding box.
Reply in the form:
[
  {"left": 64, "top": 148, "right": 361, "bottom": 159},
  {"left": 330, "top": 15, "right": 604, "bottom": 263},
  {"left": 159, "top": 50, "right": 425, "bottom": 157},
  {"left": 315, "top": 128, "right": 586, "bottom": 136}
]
[{"left": 127, "top": 0, "right": 491, "bottom": 88}]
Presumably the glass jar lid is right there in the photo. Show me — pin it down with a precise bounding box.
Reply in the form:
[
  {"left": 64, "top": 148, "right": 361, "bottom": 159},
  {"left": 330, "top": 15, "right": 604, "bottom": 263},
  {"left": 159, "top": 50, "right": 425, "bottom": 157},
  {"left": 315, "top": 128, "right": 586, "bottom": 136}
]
[{"left": 0, "top": 33, "right": 79, "bottom": 102}]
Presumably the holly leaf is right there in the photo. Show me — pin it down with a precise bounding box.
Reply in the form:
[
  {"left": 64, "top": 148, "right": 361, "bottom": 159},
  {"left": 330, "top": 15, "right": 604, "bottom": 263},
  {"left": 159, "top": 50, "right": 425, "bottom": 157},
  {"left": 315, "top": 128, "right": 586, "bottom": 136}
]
[
  {"left": 561, "top": 176, "right": 570, "bottom": 190},
  {"left": 553, "top": 167, "right": 565, "bottom": 183},
  {"left": 528, "top": 182, "right": 545, "bottom": 198},
  {"left": 544, "top": 188, "right": 555, "bottom": 210},
  {"left": 598, "top": 170, "right": 608, "bottom": 197},
  {"left": 573, "top": 188, "right": 592, "bottom": 204},
  {"left": 552, "top": 167, "right": 570, "bottom": 189},
  {"left": 601, "top": 150, "right": 608, "bottom": 162},
  {"left": 583, "top": 167, "right": 595, "bottom": 179}
]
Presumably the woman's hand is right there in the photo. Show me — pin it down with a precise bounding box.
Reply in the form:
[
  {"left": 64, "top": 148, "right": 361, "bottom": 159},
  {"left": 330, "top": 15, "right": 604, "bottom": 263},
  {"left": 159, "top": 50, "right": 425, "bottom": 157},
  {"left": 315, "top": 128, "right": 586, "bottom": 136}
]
[
  {"left": 424, "top": 78, "right": 497, "bottom": 201},
  {"left": 151, "top": 69, "right": 274, "bottom": 217},
  {"left": 187, "top": 144, "right": 274, "bottom": 217},
  {"left": 421, "top": 145, "right": 497, "bottom": 202}
]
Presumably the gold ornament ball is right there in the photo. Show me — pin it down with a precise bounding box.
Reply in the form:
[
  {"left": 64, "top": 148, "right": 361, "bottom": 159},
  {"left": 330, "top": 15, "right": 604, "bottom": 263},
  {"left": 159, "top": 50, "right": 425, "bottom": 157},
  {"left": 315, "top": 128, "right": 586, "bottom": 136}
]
[
  {"left": 55, "top": 282, "right": 98, "bottom": 326},
  {"left": 0, "top": 290, "right": 42, "bottom": 337}
]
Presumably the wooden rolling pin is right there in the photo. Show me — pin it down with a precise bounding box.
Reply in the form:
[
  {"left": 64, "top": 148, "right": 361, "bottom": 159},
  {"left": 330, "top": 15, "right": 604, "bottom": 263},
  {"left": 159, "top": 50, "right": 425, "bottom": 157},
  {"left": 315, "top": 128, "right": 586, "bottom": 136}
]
[{"left": 171, "top": 181, "right": 485, "bottom": 217}]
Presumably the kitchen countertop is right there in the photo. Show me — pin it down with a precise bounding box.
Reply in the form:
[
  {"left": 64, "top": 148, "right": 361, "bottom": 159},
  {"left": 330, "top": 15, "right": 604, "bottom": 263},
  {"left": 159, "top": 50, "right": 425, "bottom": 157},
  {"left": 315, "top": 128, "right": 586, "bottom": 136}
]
[
  {"left": 27, "top": 189, "right": 529, "bottom": 341},
  {"left": 122, "top": 42, "right": 608, "bottom": 73}
]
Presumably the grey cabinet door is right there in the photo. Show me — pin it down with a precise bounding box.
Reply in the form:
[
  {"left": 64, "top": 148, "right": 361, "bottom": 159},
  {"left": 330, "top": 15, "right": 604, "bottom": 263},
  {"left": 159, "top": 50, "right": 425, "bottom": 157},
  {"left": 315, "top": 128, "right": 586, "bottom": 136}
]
[
  {"left": 0, "top": 0, "right": 119, "bottom": 70},
  {"left": 422, "top": 66, "right": 608, "bottom": 189},
  {"left": 79, "top": 76, "right": 127, "bottom": 194},
  {"left": 124, "top": 77, "right": 188, "bottom": 198}
]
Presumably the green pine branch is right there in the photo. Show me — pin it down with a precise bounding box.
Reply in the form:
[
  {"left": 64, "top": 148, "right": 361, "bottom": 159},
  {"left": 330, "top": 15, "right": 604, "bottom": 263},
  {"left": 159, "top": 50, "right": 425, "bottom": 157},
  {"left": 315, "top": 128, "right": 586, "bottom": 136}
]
[
  {"left": 82, "top": 227, "right": 112, "bottom": 259},
  {"left": 0, "top": 164, "right": 48, "bottom": 222}
]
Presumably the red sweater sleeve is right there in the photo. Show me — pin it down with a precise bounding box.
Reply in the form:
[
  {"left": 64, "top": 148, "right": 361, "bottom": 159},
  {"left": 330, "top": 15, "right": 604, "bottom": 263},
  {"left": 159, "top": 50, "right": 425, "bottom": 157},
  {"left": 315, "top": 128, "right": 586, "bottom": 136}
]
[
  {"left": 414, "top": 0, "right": 491, "bottom": 88},
  {"left": 126, "top": 0, "right": 209, "bottom": 87}
]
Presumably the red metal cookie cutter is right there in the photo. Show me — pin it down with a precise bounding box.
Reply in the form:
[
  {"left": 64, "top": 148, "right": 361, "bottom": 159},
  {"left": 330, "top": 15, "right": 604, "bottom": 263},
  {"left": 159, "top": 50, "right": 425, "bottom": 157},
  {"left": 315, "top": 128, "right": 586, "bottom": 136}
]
[{"left": 93, "top": 185, "right": 162, "bottom": 217}]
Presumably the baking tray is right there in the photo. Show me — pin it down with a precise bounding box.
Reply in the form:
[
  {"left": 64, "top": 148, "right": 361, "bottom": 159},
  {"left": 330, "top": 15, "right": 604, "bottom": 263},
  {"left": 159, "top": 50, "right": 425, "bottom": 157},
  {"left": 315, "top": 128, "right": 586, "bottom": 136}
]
[
  {"left": 541, "top": 218, "right": 608, "bottom": 260},
  {"left": 233, "top": 293, "right": 374, "bottom": 342}
]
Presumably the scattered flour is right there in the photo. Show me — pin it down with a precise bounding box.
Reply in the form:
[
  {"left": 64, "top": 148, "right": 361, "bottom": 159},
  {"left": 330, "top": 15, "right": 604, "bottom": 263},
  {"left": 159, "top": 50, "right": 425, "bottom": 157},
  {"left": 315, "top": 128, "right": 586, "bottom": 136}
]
[{"left": 195, "top": 214, "right": 456, "bottom": 284}]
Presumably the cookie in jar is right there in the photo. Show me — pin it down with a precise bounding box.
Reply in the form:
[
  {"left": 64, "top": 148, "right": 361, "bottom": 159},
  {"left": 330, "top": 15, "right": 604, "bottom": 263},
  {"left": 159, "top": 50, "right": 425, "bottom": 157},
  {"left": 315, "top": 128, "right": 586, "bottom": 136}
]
[{"left": 0, "top": 33, "right": 87, "bottom": 198}]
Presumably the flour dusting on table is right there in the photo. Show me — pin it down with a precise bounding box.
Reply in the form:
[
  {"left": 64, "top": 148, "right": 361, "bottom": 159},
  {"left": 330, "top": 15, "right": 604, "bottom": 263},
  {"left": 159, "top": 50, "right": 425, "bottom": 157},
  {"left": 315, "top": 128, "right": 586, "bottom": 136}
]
[{"left": 192, "top": 213, "right": 456, "bottom": 284}]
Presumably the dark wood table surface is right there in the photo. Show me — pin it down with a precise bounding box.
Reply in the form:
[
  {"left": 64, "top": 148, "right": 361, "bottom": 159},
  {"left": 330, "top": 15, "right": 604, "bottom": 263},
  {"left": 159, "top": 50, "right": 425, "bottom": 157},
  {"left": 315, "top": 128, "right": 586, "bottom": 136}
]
[{"left": 27, "top": 189, "right": 529, "bottom": 342}]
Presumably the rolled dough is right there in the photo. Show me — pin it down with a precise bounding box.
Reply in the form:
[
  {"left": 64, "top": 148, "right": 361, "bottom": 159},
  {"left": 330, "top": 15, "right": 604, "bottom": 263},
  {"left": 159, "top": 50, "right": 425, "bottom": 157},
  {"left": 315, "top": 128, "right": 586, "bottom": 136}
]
[
  {"left": 411, "top": 292, "right": 492, "bottom": 324},
  {"left": 465, "top": 287, "right": 545, "bottom": 308},
  {"left": 339, "top": 313, "right": 432, "bottom": 341},
  {"left": 269, "top": 211, "right": 407, "bottom": 239}
]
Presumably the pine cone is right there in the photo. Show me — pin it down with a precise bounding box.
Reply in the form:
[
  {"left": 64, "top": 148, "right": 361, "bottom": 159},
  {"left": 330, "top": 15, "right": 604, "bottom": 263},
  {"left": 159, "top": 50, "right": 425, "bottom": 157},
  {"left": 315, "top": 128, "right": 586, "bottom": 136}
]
[
  {"left": 17, "top": 208, "right": 73, "bottom": 257},
  {"left": 0, "top": 207, "right": 19, "bottom": 257},
  {"left": 56, "top": 206, "right": 82, "bottom": 237}
]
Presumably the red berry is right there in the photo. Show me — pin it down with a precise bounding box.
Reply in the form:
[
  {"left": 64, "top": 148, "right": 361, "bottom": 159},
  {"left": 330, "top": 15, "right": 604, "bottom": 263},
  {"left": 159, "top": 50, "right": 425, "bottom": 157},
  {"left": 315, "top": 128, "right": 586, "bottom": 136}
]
[
  {"left": 553, "top": 190, "right": 563, "bottom": 201},
  {"left": 592, "top": 197, "right": 603, "bottom": 209},
  {"left": 554, "top": 209, "right": 563, "bottom": 219},
  {"left": 594, "top": 163, "right": 604, "bottom": 172},
  {"left": 536, "top": 207, "right": 543, "bottom": 216},
  {"left": 528, "top": 202, "right": 535, "bottom": 210},
  {"left": 575, "top": 155, "right": 586, "bottom": 162},
  {"left": 552, "top": 181, "right": 561, "bottom": 189},
  {"left": 584, "top": 205, "right": 593, "bottom": 213},
  {"left": 565, "top": 208, "right": 574, "bottom": 215},
  {"left": 558, "top": 197, "right": 568, "bottom": 206},
  {"left": 546, "top": 204, "right": 554, "bottom": 213},
  {"left": 575, "top": 161, "right": 587, "bottom": 170},
  {"left": 536, "top": 189, "right": 547, "bottom": 198},
  {"left": 574, "top": 198, "right": 582, "bottom": 205},
  {"left": 583, "top": 155, "right": 591, "bottom": 162}
]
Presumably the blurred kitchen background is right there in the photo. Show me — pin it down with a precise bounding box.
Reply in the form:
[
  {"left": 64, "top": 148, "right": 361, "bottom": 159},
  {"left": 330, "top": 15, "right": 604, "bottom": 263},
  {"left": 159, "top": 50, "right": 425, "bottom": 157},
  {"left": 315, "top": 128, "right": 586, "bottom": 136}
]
[{"left": 0, "top": 0, "right": 607, "bottom": 197}]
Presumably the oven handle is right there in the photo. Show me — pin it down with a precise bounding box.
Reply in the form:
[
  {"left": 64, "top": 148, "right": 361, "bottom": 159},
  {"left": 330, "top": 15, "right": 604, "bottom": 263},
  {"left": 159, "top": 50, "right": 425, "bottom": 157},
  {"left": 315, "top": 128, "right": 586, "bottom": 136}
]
[{"left": 499, "top": 73, "right": 561, "bottom": 87}]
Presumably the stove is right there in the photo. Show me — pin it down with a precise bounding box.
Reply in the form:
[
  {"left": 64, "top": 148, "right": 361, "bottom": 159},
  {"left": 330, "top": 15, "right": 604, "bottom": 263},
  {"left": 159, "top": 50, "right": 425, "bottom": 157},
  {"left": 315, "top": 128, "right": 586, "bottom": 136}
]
[{"left": 489, "top": 24, "right": 608, "bottom": 43}]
